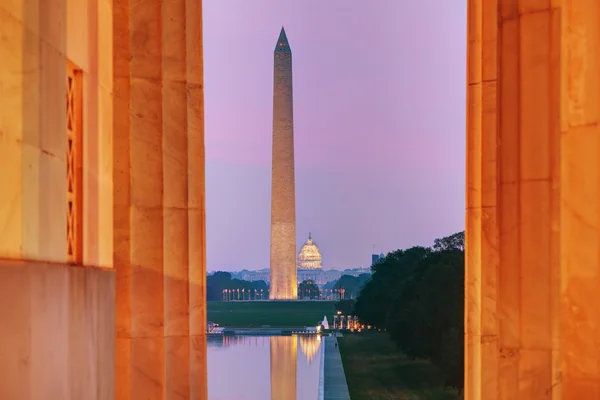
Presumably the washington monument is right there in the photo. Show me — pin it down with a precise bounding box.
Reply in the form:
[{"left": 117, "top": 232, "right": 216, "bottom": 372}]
[{"left": 270, "top": 27, "right": 297, "bottom": 300}]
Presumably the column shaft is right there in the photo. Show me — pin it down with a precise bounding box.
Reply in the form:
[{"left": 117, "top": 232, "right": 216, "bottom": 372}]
[
  {"left": 163, "top": 0, "right": 191, "bottom": 397},
  {"left": 186, "top": 0, "right": 208, "bottom": 398},
  {"left": 467, "top": 0, "right": 600, "bottom": 398},
  {"left": 129, "top": 0, "right": 166, "bottom": 397},
  {"left": 560, "top": 0, "right": 600, "bottom": 396},
  {"left": 114, "top": 0, "right": 206, "bottom": 398}
]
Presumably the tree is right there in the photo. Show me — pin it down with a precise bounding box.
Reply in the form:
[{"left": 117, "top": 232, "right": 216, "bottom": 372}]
[
  {"left": 298, "top": 280, "right": 320, "bottom": 299},
  {"left": 333, "top": 274, "right": 371, "bottom": 299},
  {"left": 433, "top": 231, "right": 464, "bottom": 251},
  {"left": 334, "top": 299, "right": 355, "bottom": 315},
  {"left": 353, "top": 232, "right": 465, "bottom": 391},
  {"left": 206, "top": 271, "right": 269, "bottom": 301},
  {"left": 354, "top": 246, "right": 430, "bottom": 327},
  {"left": 323, "top": 280, "right": 338, "bottom": 290},
  {"left": 211, "top": 271, "right": 232, "bottom": 281},
  {"left": 387, "top": 249, "right": 464, "bottom": 365}
]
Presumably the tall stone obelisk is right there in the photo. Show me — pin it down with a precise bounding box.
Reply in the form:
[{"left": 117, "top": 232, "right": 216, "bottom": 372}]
[{"left": 270, "top": 27, "right": 297, "bottom": 300}]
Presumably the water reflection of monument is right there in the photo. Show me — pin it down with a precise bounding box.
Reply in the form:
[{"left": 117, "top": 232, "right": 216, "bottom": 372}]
[
  {"left": 209, "top": 334, "right": 319, "bottom": 361},
  {"left": 270, "top": 336, "right": 298, "bottom": 400},
  {"left": 208, "top": 334, "right": 321, "bottom": 399}
]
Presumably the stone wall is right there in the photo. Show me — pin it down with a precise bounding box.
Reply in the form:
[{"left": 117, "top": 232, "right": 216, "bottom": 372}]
[
  {"left": 0, "top": 0, "right": 113, "bottom": 267},
  {"left": 0, "top": 261, "right": 115, "bottom": 399}
]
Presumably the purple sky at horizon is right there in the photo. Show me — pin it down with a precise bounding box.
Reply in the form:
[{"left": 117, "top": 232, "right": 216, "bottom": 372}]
[{"left": 204, "top": 0, "right": 467, "bottom": 272}]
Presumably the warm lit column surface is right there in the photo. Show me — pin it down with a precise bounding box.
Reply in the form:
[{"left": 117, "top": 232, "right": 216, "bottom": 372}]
[
  {"left": 466, "top": 0, "right": 600, "bottom": 398},
  {"left": 186, "top": 0, "right": 209, "bottom": 398},
  {"left": 113, "top": 0, "right": 206, "bottom": 399},
  {"left": 114, "top": 0, "right": 166, "bottom": 397},
  {"left": 162, "top": 0, "right": 191, "bottom": 397},
  {"left": 560, "top": 1, "right": 600, "bottom": 397}
]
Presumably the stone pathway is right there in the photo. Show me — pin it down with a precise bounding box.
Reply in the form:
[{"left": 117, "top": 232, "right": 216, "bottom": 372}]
[{"left": 323, "top": 335, "right": 351, "bottom": 400}]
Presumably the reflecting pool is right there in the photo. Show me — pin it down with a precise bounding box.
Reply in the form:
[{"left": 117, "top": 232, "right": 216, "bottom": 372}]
[{"left": 208, "top": 335, "right": 322, "bottom": 400}]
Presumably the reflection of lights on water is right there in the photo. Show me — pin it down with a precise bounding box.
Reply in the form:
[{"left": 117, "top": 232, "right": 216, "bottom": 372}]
[
  {"left": 214, "top": 335, "right": 271, "bottom": 349},
  {"left": 212, "top": 333, "right": 324, "bottom": 365},
  {"left": 298, "top": 335, "right": 320, "bottom": 363}
]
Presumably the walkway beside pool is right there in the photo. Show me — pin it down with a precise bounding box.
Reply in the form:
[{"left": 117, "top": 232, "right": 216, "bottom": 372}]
[{"left": 322, "top": 335, "right": 351, "bottom": 400}]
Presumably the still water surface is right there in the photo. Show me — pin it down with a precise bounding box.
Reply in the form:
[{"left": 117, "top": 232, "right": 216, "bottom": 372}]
[{"left": 208, "top": 335, "right": 322, "bottom": 400}]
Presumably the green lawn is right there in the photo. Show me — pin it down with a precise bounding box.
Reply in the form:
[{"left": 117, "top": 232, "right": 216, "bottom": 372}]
[
  {"left": 207, "top": 301, "right": 336, "bottom": 328},
  {"left": 338, "top": 332, "right": 463, "bottom": 400}
]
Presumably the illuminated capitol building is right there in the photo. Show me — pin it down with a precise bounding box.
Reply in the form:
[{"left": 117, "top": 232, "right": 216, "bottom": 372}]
[
  {"left": 297, "top": 232, "right": 322, "bottom": 270},
  {"left": 237, "top": 233, "right": 370, "bottom": 286}
]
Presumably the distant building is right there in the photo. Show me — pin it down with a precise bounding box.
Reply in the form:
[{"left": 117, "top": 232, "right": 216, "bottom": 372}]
[
  {"left": 297, "top": 232, "right": 326, "bottom": 284},
  {"left": 231, "top": 267, "right": 369, "bottom": 288},
  {"left": 371, "top": 252, "right": 385, "bottom": 266},
  {"left": 371, "top": 254, "right": 380, "bottom": 266},
  {"left": 225, "top": 232, "right": 372, "bottom": 288},
  {"left": 240, "top": 269, "right": 270, "bottom": 282},
  {"left": 297, "top": 233, "right": 323, "bottom": 270}
]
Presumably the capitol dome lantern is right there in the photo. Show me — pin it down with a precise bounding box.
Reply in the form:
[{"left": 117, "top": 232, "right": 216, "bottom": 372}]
[{"left": 297, "top": 233, "right": 323, "bottom": 270}]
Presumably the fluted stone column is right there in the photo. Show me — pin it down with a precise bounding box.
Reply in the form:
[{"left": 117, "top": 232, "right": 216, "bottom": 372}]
[
  {"left": 186, "top": 0, "right": 209, "bottom": 397},
  {"left": 559, "top": 2, "right": 600, "bottom": 396},
  {"left": 466, "top": 0, "right": 600, "bottom": 398},
  {"left": 162, "top": 0, "right": 192, "bottom": 397},
  {"left": 113, "top": 0, "right": 206, "bottom": 399}
]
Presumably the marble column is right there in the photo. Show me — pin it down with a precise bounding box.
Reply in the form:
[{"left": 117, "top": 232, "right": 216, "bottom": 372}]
[
  {"left": 163, "top": 0, "right": 191, "bottom": 397},
  {"left": 113, "top": 0, "right": 206, "bottom": 399},
  {"left": 466, "top": 0, "right": 600, "bottom": 398},
  {"left": 186, "top": 0, "right": 209, "bottom": 398},
  {"left": 559, "top": 2, "right": 600, "bottom": 396}
]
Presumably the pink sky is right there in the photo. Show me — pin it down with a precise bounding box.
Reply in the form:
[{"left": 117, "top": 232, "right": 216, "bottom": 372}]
[{"left": 203, "top": 0, "right": 467, "bottom": 271}]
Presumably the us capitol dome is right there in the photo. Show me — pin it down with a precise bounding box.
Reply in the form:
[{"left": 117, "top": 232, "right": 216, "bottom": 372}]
[{"left": 297, "top": 232, "right": 323, "bottom": 270}]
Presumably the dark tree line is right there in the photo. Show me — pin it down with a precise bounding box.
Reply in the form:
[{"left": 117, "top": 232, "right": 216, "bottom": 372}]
[
  {"left": 333, "top": 274, "right": 371, "bottom": 299},
  {"left": 206, "top": 271, "right": 269, "bottom": 301},
  {"left": 354, "top": 231, "right": 465, "bottom": 392},
  {"left": 298, "top": 280, "right": 320, "bottom": 299}
]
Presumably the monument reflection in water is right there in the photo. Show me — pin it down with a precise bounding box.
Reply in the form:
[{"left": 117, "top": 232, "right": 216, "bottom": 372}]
[
  {"left": 207, "top": 335, "right": 322, "bottom": 400},
  {"left": 270, "top": 336, "right": 297, "bottom": 399}
]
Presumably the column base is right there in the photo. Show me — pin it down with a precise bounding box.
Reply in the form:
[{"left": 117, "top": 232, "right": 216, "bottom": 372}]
[{"left": 0, "top": 259, "right": 115, "bottom": 400}]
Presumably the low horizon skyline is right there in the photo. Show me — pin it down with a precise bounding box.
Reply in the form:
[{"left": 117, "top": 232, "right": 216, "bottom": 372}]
[
  {"left": 207, "top": 264, "right": 373, "bottom": 273},
  {"left": 204, "top": 1, "right": 466, "bottom": 272}
]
